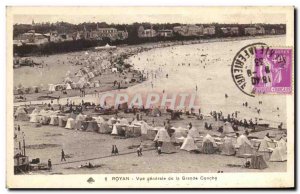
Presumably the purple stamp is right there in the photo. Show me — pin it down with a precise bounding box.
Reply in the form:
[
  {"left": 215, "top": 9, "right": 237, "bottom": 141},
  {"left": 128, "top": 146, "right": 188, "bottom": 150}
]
[{"left": 253, "top": 48, "right": 293, "bottom": 94}]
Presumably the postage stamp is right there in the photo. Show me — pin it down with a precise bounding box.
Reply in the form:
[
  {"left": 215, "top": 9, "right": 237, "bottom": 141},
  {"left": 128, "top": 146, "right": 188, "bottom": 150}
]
[
  {"left": 253, "top": 48, "right": 293, "bottom": 94},
  {"left": 231, "top": 44, "right": 293, "bottom": 96}
]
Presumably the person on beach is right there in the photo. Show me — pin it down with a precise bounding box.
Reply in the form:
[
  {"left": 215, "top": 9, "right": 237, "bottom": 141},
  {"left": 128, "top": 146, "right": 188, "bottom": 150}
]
[
  {"left": 48, "top": 159, "right": 52, "bottom": 171},
  {"left": 137, "top": 147, "right": 141, "bottom": 156},
  {"left": 111, "top": 145, "right": 115, "bottom": 155},
  {"left": 61, "top": 149, "right": 66, "bottom": 162},
  {"left": 114, "top": 145, "right": 119, "bottom": 155},
  {"left": 188, "top": 122, "right": 192, "bottom": 130},
  {"left": 157, "top": 146, "right": 162, "bottom": 155},
  {"left": 139, "top": 144, "right": 143, "bottom": 156}
]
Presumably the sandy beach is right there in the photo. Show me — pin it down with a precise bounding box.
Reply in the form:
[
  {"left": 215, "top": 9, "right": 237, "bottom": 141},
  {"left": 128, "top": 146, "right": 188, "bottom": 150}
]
[{"left": 14, "top": 35, "right": 288, "bottom": 175}]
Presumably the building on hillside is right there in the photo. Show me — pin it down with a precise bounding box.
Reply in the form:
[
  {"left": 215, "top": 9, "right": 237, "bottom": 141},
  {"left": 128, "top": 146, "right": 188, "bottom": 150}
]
[
  {"left": 255, "top": 26, "right": 265, "bottom": 35},
  {"left": 138, "top": 25, "right": 157, "bottom": 38},
  {"left": 157, "top": 29, "right": 173, "bottom": 37},
  {"left": 203, "top": 26, "right": 216, "bottom": 36},
  {"left": 14, "top": 30, "right": 49, "bottom": 45},
  {"left": 117, "top": 30, "right": 129, "bottom": 40},
  {"left": 90, "top": 25, "right": 128, "bottom": 41},
  {"left": 244, "top": 27, "right": 257, "bottom": 36},
  {"left": 173, "top": 25, "right": 204, "bottom": 36},
  {"left": 230, "top": 27, "right": 239, "bottom": 35},
  {"left": 45, "top": 31, "right": 73, "bottom": 42}
]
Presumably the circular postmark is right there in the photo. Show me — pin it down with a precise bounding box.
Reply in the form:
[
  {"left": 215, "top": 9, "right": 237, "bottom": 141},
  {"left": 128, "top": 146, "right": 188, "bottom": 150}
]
[{"left": 231, "top": 42, "right": 267, "bottom": 97}]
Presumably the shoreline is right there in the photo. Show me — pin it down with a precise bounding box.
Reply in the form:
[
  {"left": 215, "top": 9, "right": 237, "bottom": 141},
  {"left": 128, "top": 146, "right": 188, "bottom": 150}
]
[{"left": 14, "top": 34, "right": 285, "bottom": 105}]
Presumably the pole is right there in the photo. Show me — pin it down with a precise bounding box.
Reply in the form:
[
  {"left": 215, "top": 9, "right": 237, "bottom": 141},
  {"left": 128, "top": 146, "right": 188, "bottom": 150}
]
[{"left": 23, "top": 139, "right": 26, "bottom": 156}]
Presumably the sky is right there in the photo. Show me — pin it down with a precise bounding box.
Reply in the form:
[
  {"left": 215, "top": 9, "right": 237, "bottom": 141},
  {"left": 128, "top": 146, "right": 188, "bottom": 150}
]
[{"left": 11, "top": 7, "right": 289, "bottom": 25}]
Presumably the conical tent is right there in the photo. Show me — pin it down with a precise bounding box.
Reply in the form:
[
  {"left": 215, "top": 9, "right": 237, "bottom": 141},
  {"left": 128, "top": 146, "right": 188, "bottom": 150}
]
[
  {"left": 65, "top": 118, "right": 75, "bottom": 129},
  {"left": 161, "top": 142, "right": 177, "bottom": 153},
  {"left": 98, "top": 122, "right": 111, "bottom": 134},
  {"left": 31, "top": 108, "right": 40, "bottom": 115},
  {"left": 202, "top": 134, "right": 217, "bottom": 154},
  {"left": 236, "top": 135, "right": 252, "bottom": 148},
  {"left": 111, "top": 124, "right": 118, "bottom": 135},
  {"left": 66, "top": 83, "right": 72, "bottom": 90},
  {"left": 29, "top": 113, "right": 39, "bottom": 123},
  {"left": 58, "top": 116, "right": 68, "bottom": 127},
  {"left": 236, "top": 142, "right": 255, "bottom": 157},
  {"left": 74, "top": 114, "right": 86, "bottom": 130},
  {"left": 86, "top": 121, "right": 99, "bottom": 132},
  {"left": 154, "top": 127, "right": 171, "bottom": 142},
  {"left": 141, "top": 122, "right": 153, "bottom": 135},
  {"left": 48, "top": 84, "right": 56, "bottom": 92},
  {"left": 258, "top": 136, "right": 276, "bottom": 152},
  {"left": 76, "top": 70, "right": 84, "bottom": 77},
  {"left": 49, "top": 115, "right": 59, "bottom": 125},
  {"left": 269, "top": 139, "right": 287, "bottom": 162},
  {"left": 180, "top": 136, "right": 198, "bottom": 151},
  {"left": 15, "top": 107, "right": 28, "bottom": 121},
  {"left": 221, "top": 136, "right": 235, "bottom": 155},
  {"left": 223, "top": 122, "right": 235, "bottom": 134}
]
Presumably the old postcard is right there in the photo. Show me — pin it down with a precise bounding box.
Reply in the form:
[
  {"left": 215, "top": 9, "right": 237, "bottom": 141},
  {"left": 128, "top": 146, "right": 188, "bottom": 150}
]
[{"left": 6, "top": 6, "right": 295, "bottom": 188}]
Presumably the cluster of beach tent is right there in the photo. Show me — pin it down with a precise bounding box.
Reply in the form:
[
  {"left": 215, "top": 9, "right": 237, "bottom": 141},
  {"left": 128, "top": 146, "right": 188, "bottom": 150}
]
[
  {"left": 15, "top": 106, "right": 287, "bottom": 163},
  {"left": 27, "top": 108, "right": 116, "bottom": 134},
  {"left": 25, "top": 107, "right": 159, "bottom": 138},
  {"left": 48, "top": 59, "right": 113, "bottom": 92},
  {"left": 151, "top": 124, "right": 287, "bottom": 163}
]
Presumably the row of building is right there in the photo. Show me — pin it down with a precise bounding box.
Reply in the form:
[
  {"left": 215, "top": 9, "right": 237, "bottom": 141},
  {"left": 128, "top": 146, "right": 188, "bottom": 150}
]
[
  {"left": 14, "top": 24, "right": 285, "bottom": 46},
  {"left": 14, "top": 25, "right": 128, "bottom": 46},
  {"left": 138, "top": 24, "right": 284, "bottom": 38}
]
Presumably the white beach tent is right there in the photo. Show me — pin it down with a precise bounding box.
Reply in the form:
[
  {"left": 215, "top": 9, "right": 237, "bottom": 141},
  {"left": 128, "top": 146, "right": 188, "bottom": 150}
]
[
  {"left": 223, "top": 121, "right": 235, "bottom": 134},
  {"left": 221, "top": 136, "right": 236, "bottom": 155},
  {"left": 111, "top": 124, "right": 118, "bottom": 135},
  {"left": 14, "top": 106, "right": 28, "bottom": 121},
  {"left": 66, "top": 83, "right": 72, "bottom": 90},
  {"left": 269, "top": 138, "right": 287, "bottom": 162},
  {"left": 140, "top": 121, "right": 153, "bottom": 135},
  {"left": 65, "top": 118, "right": 75, "bottom": 129},
  {"left": 49, "top": 115, "right": 59, "bottom": 125},
  {"left": 154, "top": 127, "right": 171, "bottom": 142},
  {"left": 180, "top": 135, "right": 198, "bottom": 151},
  {"left": 236, "top": 134, "right": 252, "bottom": 148},
  {"left": 48, "top": 84, "right": 56, "bottom": 92},
  {"left": 29, "top": 111, "right": 39, "bottom": 123},
  {"left": 258, "top": 136, "right": 276, "bottom": 152},
  {"left": 235, "top": 134, "right": 255, "bottom": 157},
  {"left": 112, "top": 68, "right": 118, "bottom": 73}
]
